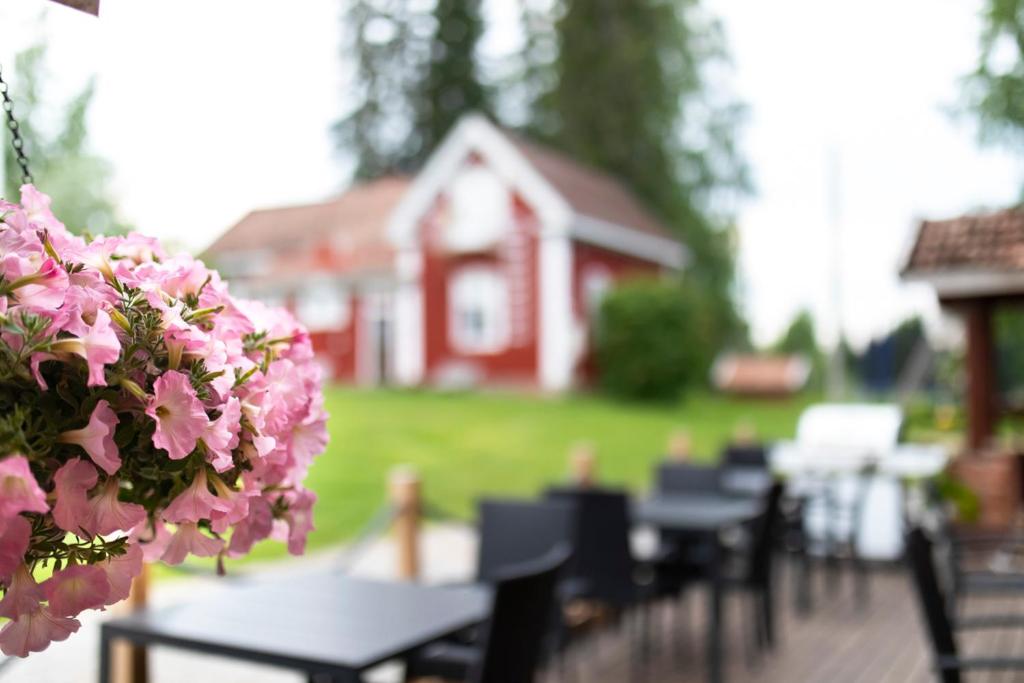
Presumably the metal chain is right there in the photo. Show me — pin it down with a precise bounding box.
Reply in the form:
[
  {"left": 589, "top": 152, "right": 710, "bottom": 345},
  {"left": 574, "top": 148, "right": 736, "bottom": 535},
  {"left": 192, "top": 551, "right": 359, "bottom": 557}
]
[{"left": 0, "top": 63, "right": 33, "bottom": 186}]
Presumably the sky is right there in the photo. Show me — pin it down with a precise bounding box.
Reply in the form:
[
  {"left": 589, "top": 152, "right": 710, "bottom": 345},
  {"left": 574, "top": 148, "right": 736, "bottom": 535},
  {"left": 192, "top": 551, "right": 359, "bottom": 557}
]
[{"left": 0, "top": 0, "right": 1021, "bottom": 350}]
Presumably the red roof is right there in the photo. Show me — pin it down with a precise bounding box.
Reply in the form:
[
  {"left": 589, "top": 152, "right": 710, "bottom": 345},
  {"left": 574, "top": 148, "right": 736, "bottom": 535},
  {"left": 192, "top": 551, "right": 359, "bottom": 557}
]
[
  {"left": 205, "top": 176, "right": 410, "bottom": 277},
  {"left": 508, "top": 134, "right": 675, "bottom": 240},
  {"left": 712, "top": 354, "right": 811, "bottom": 396},
  {"left": 903, "top": 208, "right": 1024, "bottom": 274}
]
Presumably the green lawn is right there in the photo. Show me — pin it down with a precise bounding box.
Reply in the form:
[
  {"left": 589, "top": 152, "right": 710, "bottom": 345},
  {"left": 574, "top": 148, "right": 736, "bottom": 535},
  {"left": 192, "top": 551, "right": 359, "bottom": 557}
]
[{"left": 240, "top": 387, "right": 813, "bottom": 561}]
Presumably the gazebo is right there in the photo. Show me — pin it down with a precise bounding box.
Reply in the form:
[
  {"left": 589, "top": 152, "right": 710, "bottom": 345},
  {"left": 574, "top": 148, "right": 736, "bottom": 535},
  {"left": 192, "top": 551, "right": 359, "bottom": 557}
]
[{"left": 902, "top": 208, "right": 1024, "bottom": 524}]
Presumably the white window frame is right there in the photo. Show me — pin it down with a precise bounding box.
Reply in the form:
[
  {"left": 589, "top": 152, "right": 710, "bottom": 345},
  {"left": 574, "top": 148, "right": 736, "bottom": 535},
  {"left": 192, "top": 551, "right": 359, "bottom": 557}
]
[
  {"left": 295, "top": 281, "right": 350, "bottom": 332},
  {"left": 448, "top": 266, "right": 510, "bottom": 354}
]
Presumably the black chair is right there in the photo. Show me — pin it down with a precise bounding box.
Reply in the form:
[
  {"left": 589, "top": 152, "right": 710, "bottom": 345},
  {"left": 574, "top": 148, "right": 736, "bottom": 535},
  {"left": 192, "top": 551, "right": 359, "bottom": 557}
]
[
  {"left": 408, "top": 546, "right": 571, "bottom": 683},
  {"left": 405, "top": 499, "right": 575, "bottom": 681},
  {"left": 905, "top": 527, "right": 1024, "bottom": 683},
  {"left": 721, "top": 444, "right": 768, "bottom": 469},
  {"left": 656, "top": 462, "right": 722, "bottom": 495},
  {"left": 545, "top": 486, "right": 641, "bottom": 610},
  {"left": 726, "top": 482, "right": 785, "bottom": 653},
  {"left": 475, "top": 498, "right": 575, "bottom": 583}
]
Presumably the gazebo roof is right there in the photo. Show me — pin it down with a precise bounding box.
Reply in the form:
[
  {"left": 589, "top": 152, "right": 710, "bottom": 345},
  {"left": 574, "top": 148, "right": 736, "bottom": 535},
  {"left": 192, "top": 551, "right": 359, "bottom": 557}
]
[{"left": 902, "top": 208, "right": 1024, "bottom": 299}]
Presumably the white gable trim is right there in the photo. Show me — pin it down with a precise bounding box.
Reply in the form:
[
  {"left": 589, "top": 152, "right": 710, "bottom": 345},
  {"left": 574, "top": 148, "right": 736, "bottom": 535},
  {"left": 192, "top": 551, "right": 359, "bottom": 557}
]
[
  {"left": 903, "top": 268, "right": 1024, "bottom": 299},
  {"left": 571, "top": 215, "right": 688, "bottom": 270},
  {"left": 388, "top": 114, "right": 574, "bottom": 248}
]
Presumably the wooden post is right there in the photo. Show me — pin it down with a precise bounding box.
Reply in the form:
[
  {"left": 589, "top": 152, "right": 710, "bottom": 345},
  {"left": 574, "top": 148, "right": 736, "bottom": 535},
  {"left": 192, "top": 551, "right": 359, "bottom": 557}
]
[
  {"left": 390, "top": 467, "right": 421, "bottom": 581},
  {"left": 569, "top": 442, "right": 597, "bottom": 487},
  {"left": 964, "top": 300, "right": 997, "bottom": 452},
  {"left": 667, "top": 429, "right": 692, "bottom": 462},
  {"left": 113, "top": 564, "right": 150, "bottom": 683}
]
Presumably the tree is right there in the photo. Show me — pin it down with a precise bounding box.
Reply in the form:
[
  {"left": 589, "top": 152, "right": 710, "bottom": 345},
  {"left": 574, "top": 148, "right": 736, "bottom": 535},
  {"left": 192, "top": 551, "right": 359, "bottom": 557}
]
[
  {"left": 2, "top": 44, "right": 127, "bottom": 235},
  {"left": 530, "top": 0, "right": 750, "bottom": 346},
  {"left": 773, "top": 310, "right": 819, "bottom": 357},
  {"left": 411, "top": 0, "right": 491, "bottom": 160},
  {"left": 963, "top": 0, "right": 1024, "bottom": 150},
  {"left": 333, "top": 0, "right": 491, "bottom": 178}
]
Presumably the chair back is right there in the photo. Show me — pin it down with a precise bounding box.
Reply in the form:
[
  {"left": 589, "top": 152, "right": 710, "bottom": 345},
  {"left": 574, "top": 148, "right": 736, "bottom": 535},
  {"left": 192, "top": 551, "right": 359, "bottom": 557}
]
[
  {"left": 722, "top": 444, "right": 768, "bottom": 469},
  {"left": 656, "top": 462, "right": 721, "bottom": 495},
  {"left": 905, "top": 527, "right": 959, "bottom": 681},
  {"left": 476, "top": 498, "right": 575, "bottom": 583},
  {"left": 746, "top": 482, "right": 785, "bottom": 586},
  {"left": 473, "top": 545, "right": 571, "bottom": 683},
  {"left": 545, "top": 486, "right": 636, "bottom": 607}
]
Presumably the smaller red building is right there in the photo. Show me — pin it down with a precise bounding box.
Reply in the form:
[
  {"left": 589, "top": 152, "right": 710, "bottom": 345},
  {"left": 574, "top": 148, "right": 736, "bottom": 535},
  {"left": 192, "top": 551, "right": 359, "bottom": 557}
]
[{"left": 207, "top": 115, "right": 687, "bottom": 391}]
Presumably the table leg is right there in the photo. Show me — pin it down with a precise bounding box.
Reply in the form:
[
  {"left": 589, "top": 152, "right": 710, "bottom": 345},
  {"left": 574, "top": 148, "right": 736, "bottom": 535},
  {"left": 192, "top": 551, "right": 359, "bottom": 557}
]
[
  {"left": 98, "top": 628, "right": 111, "bottom": 683},
  {"left": 707, "top": 539, "right": 724, "bottom": 683}
]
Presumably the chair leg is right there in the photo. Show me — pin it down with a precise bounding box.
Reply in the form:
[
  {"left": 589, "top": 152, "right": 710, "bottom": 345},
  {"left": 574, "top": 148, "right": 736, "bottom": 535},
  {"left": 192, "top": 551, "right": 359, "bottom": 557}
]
[{"left": 761, "top": 584, "right": 776, "bottom": 649}]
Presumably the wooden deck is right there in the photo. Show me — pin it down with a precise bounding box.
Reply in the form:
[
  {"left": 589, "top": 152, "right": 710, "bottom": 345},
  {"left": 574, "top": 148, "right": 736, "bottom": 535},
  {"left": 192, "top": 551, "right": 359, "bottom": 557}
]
[{"left": 552, "top": 562, "right": 1024, "bottom": 683}]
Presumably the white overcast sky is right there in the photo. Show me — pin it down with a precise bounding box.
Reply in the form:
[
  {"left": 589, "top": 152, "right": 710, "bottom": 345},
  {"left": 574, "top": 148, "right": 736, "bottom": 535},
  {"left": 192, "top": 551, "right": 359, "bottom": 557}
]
[{"left": 1, "top": 0, "right": 1021, "bottom": 349}]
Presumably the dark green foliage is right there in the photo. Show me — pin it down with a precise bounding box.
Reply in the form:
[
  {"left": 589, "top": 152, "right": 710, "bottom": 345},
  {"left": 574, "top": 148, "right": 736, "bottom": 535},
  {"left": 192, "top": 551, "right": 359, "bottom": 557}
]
[
  {"left": 334, "top": 0, "right": 491, "bottom": 177},
  {"left": 2, "top": 44, "right": 129, "bottom": 235},
  {"left": 963, "top": 0, "right": 1024, "bottom": 154},
  {"left": 412, "top": 0, "right": 491, "bottom": 159},
  {"left": 594, "top": 279, "right": 712, "bottom": 401},
  {"left": 530, "top": 0, "right": 750, "bottom": 347},
  {"left": 773, "top": 310, "right": 819, "bottom": 357}
]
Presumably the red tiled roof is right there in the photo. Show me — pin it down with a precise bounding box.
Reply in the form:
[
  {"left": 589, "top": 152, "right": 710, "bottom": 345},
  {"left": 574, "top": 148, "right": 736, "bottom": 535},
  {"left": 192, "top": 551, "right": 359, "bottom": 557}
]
[
  {"left": 204, "top": 176, "right": 411, "bottom": 275},
  {"left": 903, "top": 208, "right": 1024, "bottom": 274},
  {"left": 506, "top": 134, "right": 676, "bottom": 240},
  {"left": 712, "top": 354, "right": 810, "bottom": 396}
]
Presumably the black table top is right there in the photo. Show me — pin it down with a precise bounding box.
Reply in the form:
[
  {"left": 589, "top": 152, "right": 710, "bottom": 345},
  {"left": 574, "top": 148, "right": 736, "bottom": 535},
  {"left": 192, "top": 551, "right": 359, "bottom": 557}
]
[
  {"left": 633, "top": 493, "right": 761, "bottom": 532},
  {"left": 102, "top": 573, "right": 490, "bottom": 673}
]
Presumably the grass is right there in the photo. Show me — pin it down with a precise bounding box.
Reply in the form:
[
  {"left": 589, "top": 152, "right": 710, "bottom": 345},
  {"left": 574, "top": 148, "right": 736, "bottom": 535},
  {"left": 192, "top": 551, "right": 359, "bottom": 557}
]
[{"left": 232, "top": 387, "right": 815, "bottom": 562}]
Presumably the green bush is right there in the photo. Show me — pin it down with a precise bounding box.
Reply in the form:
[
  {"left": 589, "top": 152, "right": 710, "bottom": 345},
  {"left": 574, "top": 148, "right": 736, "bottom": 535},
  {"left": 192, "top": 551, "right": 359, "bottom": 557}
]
[{"left": 594, "top": 279, "right": 712, "bottom": 401}]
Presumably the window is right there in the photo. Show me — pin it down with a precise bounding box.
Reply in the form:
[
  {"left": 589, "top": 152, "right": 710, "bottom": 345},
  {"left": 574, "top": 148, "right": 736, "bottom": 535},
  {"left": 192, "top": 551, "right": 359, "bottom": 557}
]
[
  {"left": 448, "top": 267, "right": 509, "bottom": 354},
  {"left": 445, "top": 166, "right": 511, "bottom": 252},
  {"left": 296, "top": 282, "right": 350, "bottom": 331}
]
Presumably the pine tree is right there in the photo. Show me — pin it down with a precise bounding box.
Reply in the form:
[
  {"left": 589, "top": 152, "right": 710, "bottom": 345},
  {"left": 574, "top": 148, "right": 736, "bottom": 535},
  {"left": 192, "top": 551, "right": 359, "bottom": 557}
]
[
  {"left": 333, "top": 0, "right": 490, "bottom": 178},
  {"left": 531, "top": 0, "right": 750, "bottom": 346},
  {"left": 410, "top": 0, "right": 490, "bottom": 160}
]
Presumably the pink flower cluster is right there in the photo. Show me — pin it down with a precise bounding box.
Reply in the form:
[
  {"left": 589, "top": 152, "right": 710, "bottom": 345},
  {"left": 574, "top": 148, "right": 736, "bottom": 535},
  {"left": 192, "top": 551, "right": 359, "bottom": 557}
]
[{"left": 0, "top": 186, "right": 328, "bottom": 656}]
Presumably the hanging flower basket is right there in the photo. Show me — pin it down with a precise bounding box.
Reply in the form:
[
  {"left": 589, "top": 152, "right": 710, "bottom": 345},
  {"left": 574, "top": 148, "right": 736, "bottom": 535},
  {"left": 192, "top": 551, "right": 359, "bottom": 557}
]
[{"left": 0, "top": 185, "right": 328, "bottom": 656}]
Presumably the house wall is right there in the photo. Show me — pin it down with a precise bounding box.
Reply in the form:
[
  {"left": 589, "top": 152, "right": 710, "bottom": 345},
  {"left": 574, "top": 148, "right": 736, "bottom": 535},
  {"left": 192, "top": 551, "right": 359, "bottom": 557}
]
[
  {"left": 571, "top": 241, "right": 666, "bottom": 385},
  {"left": 307, "top": 296, "right": 360, "bottom": 382},
  {"left": 418, "top": 191, "right": 542, "bottom": 387}
]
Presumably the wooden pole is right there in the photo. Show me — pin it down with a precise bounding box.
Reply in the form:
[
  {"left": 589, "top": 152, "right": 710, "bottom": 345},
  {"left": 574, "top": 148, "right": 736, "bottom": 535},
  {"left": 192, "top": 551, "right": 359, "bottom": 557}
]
[
  {"left": 390, "top": 467, "right": 421, "bottom": 581},
  {"left": 569, "top": 442, "right": 597, "bottom": 487},
  {"left": 964, "top": 300, "right": 997, "bottom": 452},
  {"left": 113, "top": 563, "right": 150, "bottom": 683}
]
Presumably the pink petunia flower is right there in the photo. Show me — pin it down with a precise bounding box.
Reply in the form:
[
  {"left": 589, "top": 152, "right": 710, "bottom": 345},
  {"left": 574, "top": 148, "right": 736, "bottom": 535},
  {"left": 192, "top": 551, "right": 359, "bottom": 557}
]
[
  {"left": 146, "top": 370, "right": 208, "bottom": 460},
  {"left": 162, "top": 469, "right": 232, "bottom": 524},
  {"left": 0, "top": 564, "right": 44, "bottom": 620},
  {"left": 7, "top": 257, "right": 69, "bottom": 309},
  {"left": 129, "top": 519, "right": 172, "bottom": 563},
  {"left": 101, "top": 543, "right": 143, "bottom": 605},
  {"left": 57, "top": 400, "right": 121, "bottom": 475},
  {"left": 50, "top": 309, "right": 121, "bottom": 387},
  {"left": 161, "top": 522, "right": 223, "bottom": 565},
  {"left": 43, "top": 564, "right": 110, "bottom": 617},
  {"left": 202, "top": 397, "right": 241, "bottom": 472},
  {"left": 19, "top": 184, "right": 67, "bottom": 234},
  {"left": 208, "top": 476, "right": 251, "bottom": 534},
  {"left": 227, "top": 494, "right": 274, "bottom": 558},
  {"left": 51, "top": 458, "right": 98, "bottom": 535},
  {"left": 284, "top": 488, "right": 317, "bottom": 556},
  {"left": 87, "top": 479, "right": 146, "bottom": 536},
  {"left": 0, "top": 604, "right": 80, "bottom": 657},
  {"left": 0, "top": 515, "right": 31, "bottom": 580},
  {"left": 0, "top": 455, "right": 49, "bottom": 519}
]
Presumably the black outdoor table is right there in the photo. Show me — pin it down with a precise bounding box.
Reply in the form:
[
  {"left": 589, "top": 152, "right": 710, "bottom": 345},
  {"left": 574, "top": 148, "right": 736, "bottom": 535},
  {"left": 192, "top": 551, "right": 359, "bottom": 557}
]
[
  {"left": 634, "top": 494, "right": 762, "bottom": 683},
  {"left": 98, "top": 572, "right": 490, "bottom": 683}
]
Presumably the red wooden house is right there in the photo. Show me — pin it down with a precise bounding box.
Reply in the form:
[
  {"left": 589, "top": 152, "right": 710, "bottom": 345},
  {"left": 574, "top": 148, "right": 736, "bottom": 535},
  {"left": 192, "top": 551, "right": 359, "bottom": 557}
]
[{"left": 207, "top": 115, "right": 687, "bottom": 391}]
